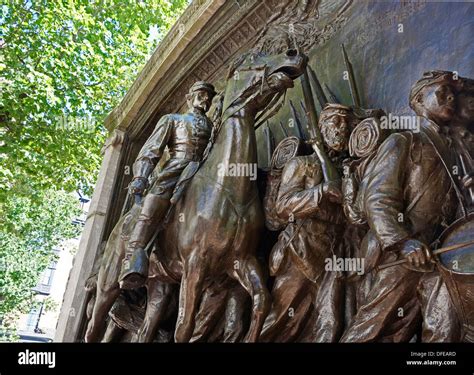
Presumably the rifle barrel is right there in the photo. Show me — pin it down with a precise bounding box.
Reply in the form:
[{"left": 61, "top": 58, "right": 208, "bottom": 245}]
[
  {"left": 289, "top": 100, "right": 306, "bottom": 140},
  {"left": 300, "top": 67, "right": 340, "bottom": 182}
]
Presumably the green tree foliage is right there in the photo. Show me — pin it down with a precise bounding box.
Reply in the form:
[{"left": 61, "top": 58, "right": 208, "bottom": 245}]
[
  {"left": 0, "top": 0, "right": 189, "bottom": 334},
  {"left": 0, "top": 190, "right": 81, "bottom": 320},
  {"left": 1, "top": 0, "right": 189, "bottom": 199}
]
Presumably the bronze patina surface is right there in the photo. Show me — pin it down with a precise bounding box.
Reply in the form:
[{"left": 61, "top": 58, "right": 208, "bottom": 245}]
[{"left": 80, "top": 2, "right": 473, "bottom": 343}]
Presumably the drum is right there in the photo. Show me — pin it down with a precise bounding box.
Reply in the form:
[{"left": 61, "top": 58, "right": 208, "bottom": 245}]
[
  {"left": 438, "top": 213, "right": 474, "bottom": 273},
  {"left": 436, "top": 212, "right": 474, "bottom": 342}
]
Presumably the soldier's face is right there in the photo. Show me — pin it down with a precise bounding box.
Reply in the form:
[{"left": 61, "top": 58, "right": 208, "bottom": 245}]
[
  {"left": 419, "top": 83, "right": 456, "bottom": 123},
  {"left": 456, "top": 90, "right": 474, "bottom": 124},
  {"left": 320, "top": 114, "right": 351, "bottom": 152},
  {"left": 191, "top": 90, "right": 212, "bottom": 112}
]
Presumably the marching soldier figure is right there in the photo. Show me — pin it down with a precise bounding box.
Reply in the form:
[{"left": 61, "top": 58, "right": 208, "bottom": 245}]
[
  {"left": 341, "top": 71, "right": 462, "bottom": 342},
  {"left": 260, "top": 104, "right": 354, "bottom": 342},
  {"left": 119, "top": 81, "right": 217, "bottom": 290}
]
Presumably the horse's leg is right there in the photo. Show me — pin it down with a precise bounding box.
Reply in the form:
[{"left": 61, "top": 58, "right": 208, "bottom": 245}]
[
  {"left": 85, "top": 215, "right": 128, "bottom": 342},
  {"left": 190, "top": 284, "right": 227, "bottom": 342},
  {"left": 85, "top": 251, "right": 122, "bottom": 342},
  {"left": 136, "top": 279, "right": 175, "bottom": 342},
  {"left": 231, "top": 256, "right": 271, "bottom": 342},
  {"left": 174, "top": 252, "right": 207, "bottom": 343},
  {"left": 222, "top": 284, "right": 250, "bottom": 342},
  {"left": 85, "top": 285, "right": 120, "bottom": 342}
]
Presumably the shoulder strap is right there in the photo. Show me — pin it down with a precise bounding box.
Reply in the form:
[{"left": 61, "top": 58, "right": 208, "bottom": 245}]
[{"left": 420, "top": 125, "right": 468, "bottom": 218}]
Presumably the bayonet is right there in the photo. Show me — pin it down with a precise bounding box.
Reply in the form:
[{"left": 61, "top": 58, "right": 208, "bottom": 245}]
[
  {"left": 324, "top": 83, "right": 340, "bottom": 104},
  {"left": 278, "top": 120, "right": 289, "bottom": 137},
  {"left": 308, "top": 65, "right": 328, "bottom": 108},
  {"left": 289, "top": 99, "right": 306, "bottom": 140},
  {"left": 299, "top": 99, "right": 307, "bottom": 114},
  {"left": 341, "top": 43, "right": 361, "bottom": 107}
]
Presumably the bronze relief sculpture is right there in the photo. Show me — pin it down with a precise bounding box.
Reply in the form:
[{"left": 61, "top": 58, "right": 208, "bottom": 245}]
[
  {"left": 120, "top": 81, "right": 217, "bottom": 290},
  {"left": 85, "top": 81, "right": 217, "bottom": 342},
  {"left": 85, "top": 49, "right": 306, "bottom": 342},
  {"left": 341, "top": 71, "right": 473, "bottom": 342},
  {"left": 260, "top": 104, "right": 353, "bottom": 342},
  {"left": 84, "top": 44, "right": 473, "bottom": 342}
]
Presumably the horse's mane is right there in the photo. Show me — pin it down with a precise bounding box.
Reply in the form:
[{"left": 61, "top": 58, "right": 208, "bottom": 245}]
[{"left": 226, "top": 51, "right": 267, "bottom": 80}]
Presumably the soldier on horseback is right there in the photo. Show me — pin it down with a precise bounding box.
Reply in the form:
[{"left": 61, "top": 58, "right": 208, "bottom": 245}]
[{"left": 119, "top": 81, "right": 217, "bottom": 290}]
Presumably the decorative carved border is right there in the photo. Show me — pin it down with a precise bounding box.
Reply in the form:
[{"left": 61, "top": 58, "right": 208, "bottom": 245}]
[
  {"left": 107, "top": 0, "right": 352, "bottom": 142},
  {"left": 128, "top": 0, "right": 266, "bottom": 140}
]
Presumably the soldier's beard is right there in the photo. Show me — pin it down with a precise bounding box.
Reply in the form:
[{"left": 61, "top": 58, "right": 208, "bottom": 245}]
[
  {"left": 327, "top": 138, "right": 347, "bottom": 152},
  {"left": 194, "top": 101, "right": 209, "bottom": 113}
]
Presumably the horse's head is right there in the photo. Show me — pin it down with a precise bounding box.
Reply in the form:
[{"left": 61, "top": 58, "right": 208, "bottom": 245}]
[{"left": 222, "top": 49, "right": 307, "bottom": 119}]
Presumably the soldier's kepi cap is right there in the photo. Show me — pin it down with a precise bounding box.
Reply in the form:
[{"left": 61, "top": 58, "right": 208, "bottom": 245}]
[
  {"left": 188, "top": 81, "right": 217, "bottom": 99},
  {"left": 409, "top": 70, "right": 458, "bottom": 107},
  {"left": 318, "top": 103, "right": 353, "bottom": 126}
]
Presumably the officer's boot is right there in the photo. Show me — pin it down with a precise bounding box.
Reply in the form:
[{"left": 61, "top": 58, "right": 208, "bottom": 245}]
[{"left": 119, "top": 194, "right": 170, "bottom": 289}]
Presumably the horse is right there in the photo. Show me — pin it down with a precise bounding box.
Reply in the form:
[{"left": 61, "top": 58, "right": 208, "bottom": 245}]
[{"left": 85, "top": 49, "right": 306, "bottom": 342}]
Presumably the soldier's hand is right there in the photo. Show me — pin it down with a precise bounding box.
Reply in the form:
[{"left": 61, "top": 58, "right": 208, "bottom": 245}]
[
  {"left": 322, "top": 181, "right": 343, "bottom": 204},
  {"left": 129, "top": 178, "right": 147, "bottom": 196},
  {"left": 308, "top": 137, "right": 322, "bottom": 153},
  {"left": 400, "top": 239, "right": 432, "bottom": 268}
]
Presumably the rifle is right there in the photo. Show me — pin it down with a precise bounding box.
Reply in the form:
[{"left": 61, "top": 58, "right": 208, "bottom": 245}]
[
  {"left": 300, "top": 66, "right": 340, "bottom": 182},
  {"left": 289, "top": 100, "right": 306, "bottom": 140},
  {"left": 460, "top": 154, "right": 474, "bottom": 205},
  {"left": 264, "top": 122, "right": 275, "bottom": 167},
  {"left": 299, "top": 100, "right": 310, "bottom": 133}
]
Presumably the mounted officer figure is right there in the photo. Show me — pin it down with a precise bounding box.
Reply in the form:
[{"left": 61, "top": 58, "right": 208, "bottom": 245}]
[{"left": 119, "top": 81, "right": 217, "bottom": 290}]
